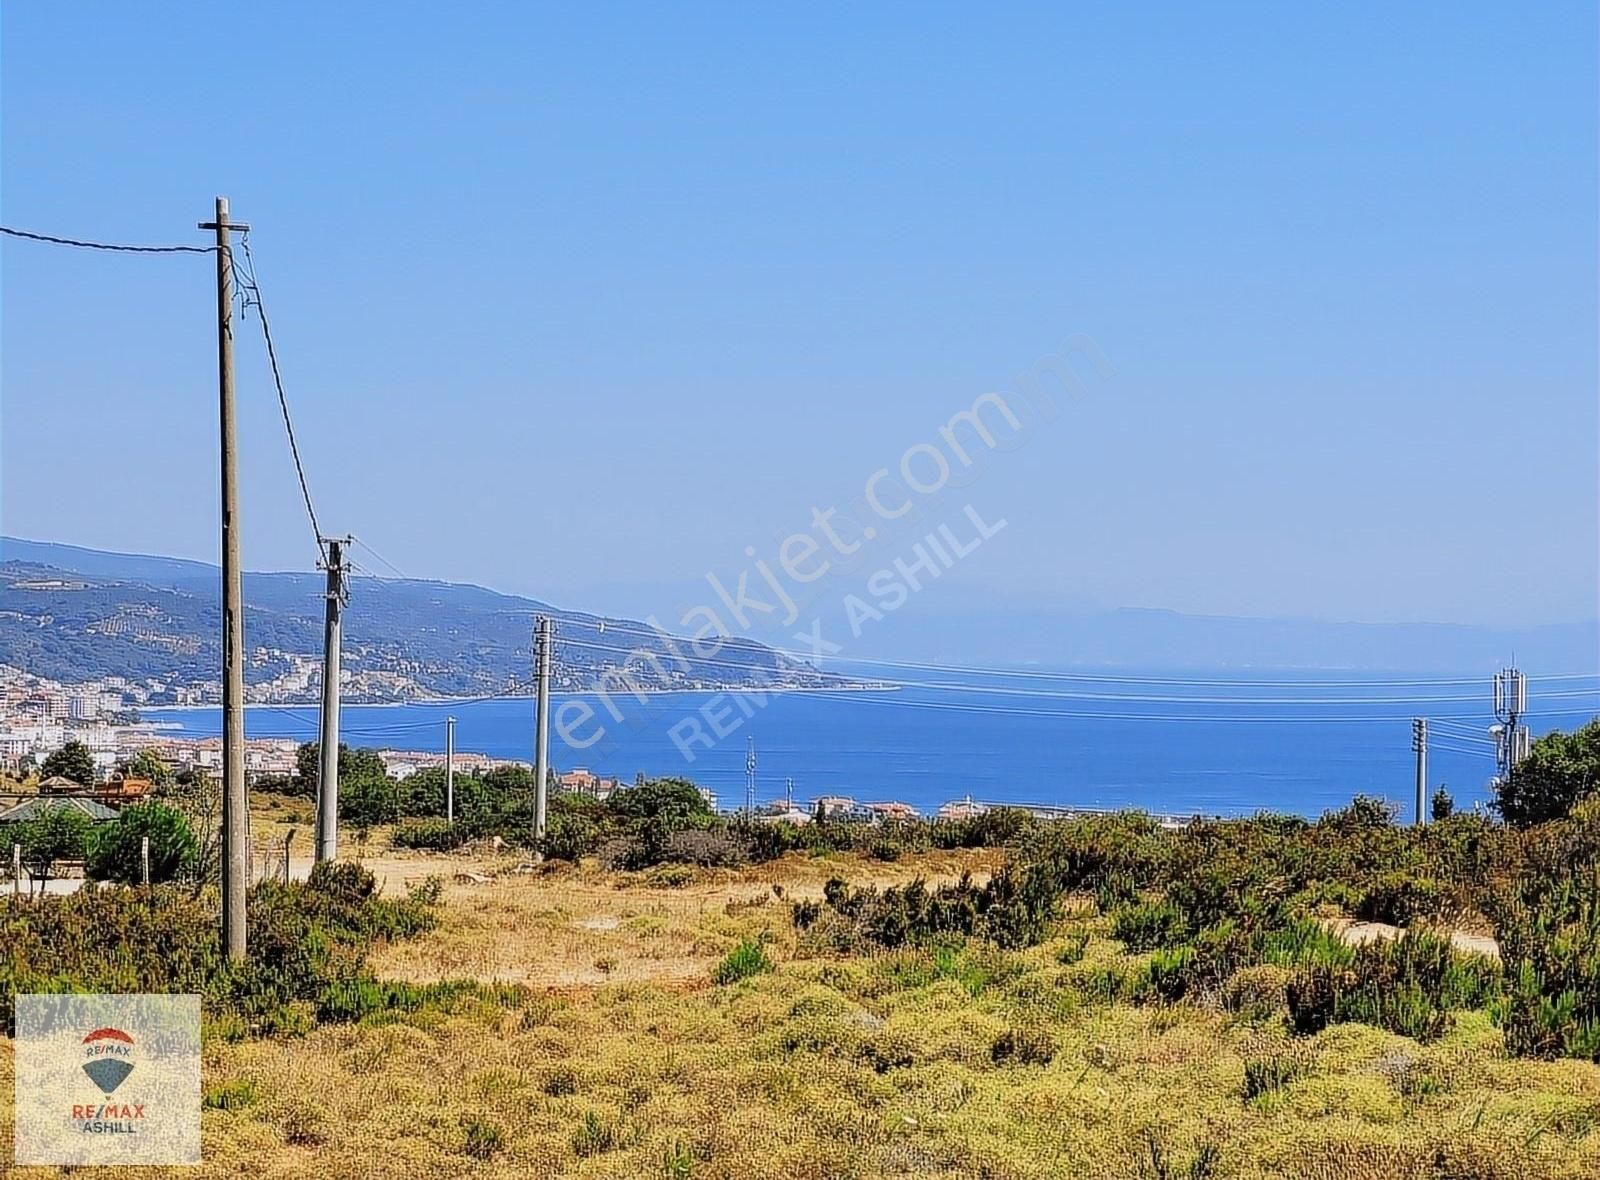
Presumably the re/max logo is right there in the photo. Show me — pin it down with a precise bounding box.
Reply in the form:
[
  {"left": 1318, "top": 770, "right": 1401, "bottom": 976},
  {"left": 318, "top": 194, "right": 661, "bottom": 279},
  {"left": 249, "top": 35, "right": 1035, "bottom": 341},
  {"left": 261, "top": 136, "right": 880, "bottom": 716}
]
[{"left": 71, "top": 1103, "right": 146, "bottom": 1119}]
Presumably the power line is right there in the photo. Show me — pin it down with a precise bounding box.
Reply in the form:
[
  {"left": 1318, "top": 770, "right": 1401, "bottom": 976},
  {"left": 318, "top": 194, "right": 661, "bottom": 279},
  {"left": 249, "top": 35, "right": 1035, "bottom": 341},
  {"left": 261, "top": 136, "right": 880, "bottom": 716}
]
[
  {"left": 548, "top": 617, "right": 1600, "bottom": 688},
  {"left": 232, "top": 234, "right": 324, "bottom": 562},
  {"left": 1, "top": 224, "right": 215, "bottom": 254},
  {"left": 550, "top": 636, "right": 1600, "bottom": 707},
  {"left": 348, "top": 537, "right": 410, "bottom": 581}
]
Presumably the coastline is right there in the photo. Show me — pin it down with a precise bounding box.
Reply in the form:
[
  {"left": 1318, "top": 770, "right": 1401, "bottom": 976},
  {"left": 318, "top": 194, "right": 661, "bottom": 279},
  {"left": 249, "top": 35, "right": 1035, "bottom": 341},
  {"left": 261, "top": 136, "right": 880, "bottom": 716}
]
[{"left": 150, "top": 682, "right": 901, "bottom": 712}]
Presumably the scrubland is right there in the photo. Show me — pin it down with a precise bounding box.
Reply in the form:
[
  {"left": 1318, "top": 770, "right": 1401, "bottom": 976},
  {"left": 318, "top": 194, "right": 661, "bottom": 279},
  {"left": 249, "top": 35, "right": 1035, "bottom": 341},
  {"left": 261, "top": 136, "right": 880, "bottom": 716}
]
[{"left": 3, "top": 833, "right": 1598, "bottom": 1180}]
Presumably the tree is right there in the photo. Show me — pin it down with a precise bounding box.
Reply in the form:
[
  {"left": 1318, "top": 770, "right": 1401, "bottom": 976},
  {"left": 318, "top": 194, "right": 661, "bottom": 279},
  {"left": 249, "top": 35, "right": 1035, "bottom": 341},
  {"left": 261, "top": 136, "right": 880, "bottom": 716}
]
[
  {"left": 1495, "top": 720, "right": 1600, "bottom": 828},
  {"left": 84, "top": 802, "right": 198, "bottom": 885},
  {"left": 1431, "top": 785, "right": 1455, "bottom": 822},
  {"left": 293, "top": 742, "right": 389, "bottom": 798},
  {"left": 41, "top": 740, "right": 96, "bottom": 787},
  {"left": 161, "top": 770, "right": 221, "bottom": 892},
  {"left": 120, "top": 748, "right": 172, "bottom": 786},
  {"left": 12, "top": 807, "right": 94, "bottom": 893},
  {"left": 339, "top": 773, "right": 400, "bottom": 827},
  {"left": 608, "top": 777, "right": 713, "bottom": 826}
]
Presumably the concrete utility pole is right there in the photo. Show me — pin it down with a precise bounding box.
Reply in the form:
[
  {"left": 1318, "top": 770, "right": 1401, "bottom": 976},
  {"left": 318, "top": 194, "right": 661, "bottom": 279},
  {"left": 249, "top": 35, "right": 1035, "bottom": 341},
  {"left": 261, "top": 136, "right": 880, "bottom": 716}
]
[
  {"left": 533, "top": 617, "right": 552, "bottom": 843},
  {"left": 1412, "top": 718, "right": 1428, "bottom": 826},
  {"left": 445, "top": 716, "right": 456, "bottom": 826},
  {"left": 200, "top": 196, "right": 250, "bottom": 960},
  {"left": 314, "top": 537, "right": 348, "bottom": 864}
]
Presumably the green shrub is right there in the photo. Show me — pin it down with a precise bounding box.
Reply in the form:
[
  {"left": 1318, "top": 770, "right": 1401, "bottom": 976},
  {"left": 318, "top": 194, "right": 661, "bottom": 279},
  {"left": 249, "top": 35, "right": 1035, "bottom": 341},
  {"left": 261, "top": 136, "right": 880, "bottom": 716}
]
[
  {"left": 1284, "top": 931, "right": 1498, "bottom": 1043},
  {"left": 1056, "top": 928, "right": 1090, "bottom": 965},
  {"left": 390, "top": 819, "right": 468, "bottom": 852},
  {"left": 712, "top": 938, "right": 773, "bottom": 985},
  {"left": 643, "top": 863, "right": 695, "bottom": 888},
  {"left": 1490, "top": 805, "right": 1600, "bottom": 1059},
  {"left": 1355, "top": 870, "right": 1452, "bottom": 926},
  {"left": 1242, "top": 1054, "right": 1307, "bottom": 1100},
  {"left": 1113, "top": 898, "right": 1187, "bottom": 952},
  {"left": 462, "top": 1115, "right": 505, "bottom": 1160},
  {"left": 572, "top": 1109, "right": 618, "bottom": 1157},
  {"left": 202, "top": 1077, "right": 258, "bottom": 1111},
  {"left": 0, "top": 859, "right": 450, "bottom": 1038},
  {"left": 84, "top": 802, "right": 198, "bottom": 885},
  {"left": 9, "top": 807, "right": 94, "bottom": 889},
  {"left": 1138, "top": 945, "right": 1196, "bottom": 1003}
]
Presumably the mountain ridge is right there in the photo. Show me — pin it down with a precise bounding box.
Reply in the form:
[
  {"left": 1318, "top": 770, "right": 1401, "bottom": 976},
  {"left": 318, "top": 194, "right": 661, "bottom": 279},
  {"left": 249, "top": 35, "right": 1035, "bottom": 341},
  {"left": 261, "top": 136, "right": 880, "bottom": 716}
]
[{"left": 0, "top": 537, "right": 838, "bottom": 703}]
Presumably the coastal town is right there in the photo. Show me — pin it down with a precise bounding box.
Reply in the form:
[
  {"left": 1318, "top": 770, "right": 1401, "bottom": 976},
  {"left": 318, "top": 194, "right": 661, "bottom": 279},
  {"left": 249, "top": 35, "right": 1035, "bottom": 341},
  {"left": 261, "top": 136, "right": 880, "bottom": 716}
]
[{"left": 0, "top": 662, "right": 995, "bottom": 822}]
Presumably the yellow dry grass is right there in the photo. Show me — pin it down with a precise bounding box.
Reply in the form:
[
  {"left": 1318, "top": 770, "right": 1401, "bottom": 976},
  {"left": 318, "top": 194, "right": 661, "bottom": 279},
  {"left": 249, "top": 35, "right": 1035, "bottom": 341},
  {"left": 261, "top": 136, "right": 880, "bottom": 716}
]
[{"left": 2, "top": 846, "right": 1598, "bottom": 1180}]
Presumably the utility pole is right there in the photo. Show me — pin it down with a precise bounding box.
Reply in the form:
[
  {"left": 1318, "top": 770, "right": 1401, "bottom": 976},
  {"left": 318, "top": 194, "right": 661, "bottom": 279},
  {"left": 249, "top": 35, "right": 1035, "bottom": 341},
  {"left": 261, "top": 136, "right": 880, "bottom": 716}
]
[
  {"left": 314, "top": 537, "right": 348, "bottom": 864},
  {"left": 785, "top": 776, "right": 794, "bottom": 814},
  {"left": 745, "top": 737, "right": 757, "bottom": 816},
  {"left": 445, "top": 715, "right": 456, "bottom": 826},
  {"left": 200, "top": 196, "right": 250, "bottom": 960},
  {"left": 1411, "top": 718, "right": 1428, "bottom": 826},
  {"left": 1493, "top": 667, "right": 1529, "bottom": 787},
  {"left": 533, "top": 617, "right": 552, "bottom": 844}
]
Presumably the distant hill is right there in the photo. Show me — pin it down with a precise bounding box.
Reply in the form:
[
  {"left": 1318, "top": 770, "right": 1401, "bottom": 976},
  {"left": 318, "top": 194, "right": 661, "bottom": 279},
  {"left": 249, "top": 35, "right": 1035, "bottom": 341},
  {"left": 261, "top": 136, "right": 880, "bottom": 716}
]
[
  {"left": 0, "top": 537, "right": 839, "bottom": 703},
  {"left": 825, "top": 600, "right": 1600, "bottom": 676}
]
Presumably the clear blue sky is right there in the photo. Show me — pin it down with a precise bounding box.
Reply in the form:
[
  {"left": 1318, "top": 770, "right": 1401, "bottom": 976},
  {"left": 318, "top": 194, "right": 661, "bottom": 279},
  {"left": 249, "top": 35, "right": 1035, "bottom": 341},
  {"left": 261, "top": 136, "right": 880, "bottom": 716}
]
[{"left": 2, "top": 4, "right": 1595, "bottom": 630}]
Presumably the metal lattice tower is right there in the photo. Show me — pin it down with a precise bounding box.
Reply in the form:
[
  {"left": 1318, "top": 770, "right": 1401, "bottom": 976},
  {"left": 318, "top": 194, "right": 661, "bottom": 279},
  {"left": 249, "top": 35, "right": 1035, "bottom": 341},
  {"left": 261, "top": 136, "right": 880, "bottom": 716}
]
[
  {"left": 745, "top": 737, "right": 757, "bottom": 816},
  {"left": 1492, "top": 667, "right": 1529, "bottom": 785}
]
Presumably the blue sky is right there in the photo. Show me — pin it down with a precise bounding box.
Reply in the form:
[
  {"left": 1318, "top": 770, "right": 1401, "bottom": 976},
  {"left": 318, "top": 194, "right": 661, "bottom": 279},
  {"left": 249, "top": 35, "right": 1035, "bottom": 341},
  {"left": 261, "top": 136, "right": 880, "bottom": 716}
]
[{"left": 2, "top": 4, "right": 1595, "bottom": 631}]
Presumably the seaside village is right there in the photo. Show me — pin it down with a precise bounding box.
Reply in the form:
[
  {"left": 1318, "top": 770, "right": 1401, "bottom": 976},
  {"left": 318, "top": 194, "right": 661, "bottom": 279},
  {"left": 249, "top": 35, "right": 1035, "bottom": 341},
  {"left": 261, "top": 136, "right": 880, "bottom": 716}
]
[{"left": 0, "top": 664, "right": 975, "bottom": 827}]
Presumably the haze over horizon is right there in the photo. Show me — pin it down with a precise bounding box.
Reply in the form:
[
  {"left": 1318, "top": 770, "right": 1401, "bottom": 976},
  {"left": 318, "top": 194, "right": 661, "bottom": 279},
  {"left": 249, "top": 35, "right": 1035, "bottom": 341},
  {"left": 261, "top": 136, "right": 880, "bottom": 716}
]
[{"left": 4, "top": 5, "right": 1596, "bottom": 637}]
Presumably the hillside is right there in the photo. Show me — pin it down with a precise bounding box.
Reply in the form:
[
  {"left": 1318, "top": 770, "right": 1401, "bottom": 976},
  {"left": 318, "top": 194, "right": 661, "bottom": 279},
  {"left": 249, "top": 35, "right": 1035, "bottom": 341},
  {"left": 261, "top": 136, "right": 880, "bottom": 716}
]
[{"left": 0, "top": 538, "right": 841, "bottom": 703}]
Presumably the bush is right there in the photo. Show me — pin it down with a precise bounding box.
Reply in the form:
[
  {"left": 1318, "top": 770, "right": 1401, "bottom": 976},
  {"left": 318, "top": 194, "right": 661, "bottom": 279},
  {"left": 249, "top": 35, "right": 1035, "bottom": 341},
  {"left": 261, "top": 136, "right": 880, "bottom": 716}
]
[
  {"left": 462, "top": 1116, "right": 505, "bottom": 1161},
  {"left": 1355, "top": 870, "right": 1452, "bottom": 927},
  {"left": 84, "top": 802, "right": 198, "bottom": 885},
  {"left": 1242, "top": 1054, "right": 1307, "bottom": 1100},
  {"left": 597, "top": 836, "right": 651, "bottom": 871},
  {"left": 991, "top": 1025, "right": 1055, "bottom": 1066},
  {"left": 202, "top": 1078, "right": 258, "bottom": 1111},
  {"left": 663, "top": 828, "right": 748, "bottom": 867},
  {"left": 1113, "top": 898, "right": 1187, "bottom": 952},
  {"left": 1489, "top": 804, "right": 1600, "bottom": 1059},
  {"left": 390, "top": 819, "right": 468, "bottom": 852},
  {"left": 1284, "top": 931, "right": 1498, "bottom": 1043},
  {"left": 0, "top": 859, "right": 449, "bottom": 1038},
  {"left": 572, "top": 1110, "right": 618, "bottom": 1157},
  {"left": 712, "top": 938, "right": 773, "bottom": 985},
  {"left": 1137, "top": 945, "right": 1197, "bottom": 1003},
  {"left": 540, "top": 806, "right": 608, "bottom": 862},
  {"left": 1222, "top": 964, "right": 1292, "bottom": 1020},
  {"left": 1056, "top": 928, "right": 1090, "bottom": 965}
]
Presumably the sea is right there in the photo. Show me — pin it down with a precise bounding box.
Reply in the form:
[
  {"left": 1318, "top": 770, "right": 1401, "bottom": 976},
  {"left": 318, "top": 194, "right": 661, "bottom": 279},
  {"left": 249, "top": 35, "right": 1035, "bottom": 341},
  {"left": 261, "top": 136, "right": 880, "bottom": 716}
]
[{"left": 144, "top": 667, "right": 1600, "bottom": 821}]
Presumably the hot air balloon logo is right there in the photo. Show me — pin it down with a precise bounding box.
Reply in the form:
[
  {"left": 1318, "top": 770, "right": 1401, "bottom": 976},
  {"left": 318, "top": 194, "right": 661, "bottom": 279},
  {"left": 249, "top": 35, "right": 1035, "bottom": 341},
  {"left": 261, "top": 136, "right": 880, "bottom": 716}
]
[{"left": 81, "top": 1028, "right": 135, "bottom": 1095}]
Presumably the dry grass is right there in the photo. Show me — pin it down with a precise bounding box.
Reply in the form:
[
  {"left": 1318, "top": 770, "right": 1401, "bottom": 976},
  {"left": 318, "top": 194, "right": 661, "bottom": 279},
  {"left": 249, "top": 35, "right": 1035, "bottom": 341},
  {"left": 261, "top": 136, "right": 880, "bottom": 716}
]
[{"left": 2, "top": 846, "right": 1598, "bottom": 1179}]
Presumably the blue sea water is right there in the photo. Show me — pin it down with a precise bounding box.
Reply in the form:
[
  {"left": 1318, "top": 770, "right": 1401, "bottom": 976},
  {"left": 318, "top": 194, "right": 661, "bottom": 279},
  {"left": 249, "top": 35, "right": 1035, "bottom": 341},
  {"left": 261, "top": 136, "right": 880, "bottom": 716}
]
[{"left": 145, "top": 669, "right": 1600, "bottom": 820}]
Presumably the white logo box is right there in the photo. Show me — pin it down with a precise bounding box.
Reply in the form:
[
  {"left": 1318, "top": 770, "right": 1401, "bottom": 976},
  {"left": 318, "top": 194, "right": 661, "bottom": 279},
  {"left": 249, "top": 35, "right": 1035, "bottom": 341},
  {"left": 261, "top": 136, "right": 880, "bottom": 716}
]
[{"left": 14, "top": 993, "right": 201, "bottom": 1166}]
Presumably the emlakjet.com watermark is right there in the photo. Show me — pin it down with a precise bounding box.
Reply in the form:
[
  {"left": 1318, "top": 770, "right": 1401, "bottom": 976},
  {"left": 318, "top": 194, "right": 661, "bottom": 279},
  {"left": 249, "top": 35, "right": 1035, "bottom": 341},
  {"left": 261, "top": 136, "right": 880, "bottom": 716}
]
[{"left": 550, "top": 335, "right": 1109, "bottom": 769}]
